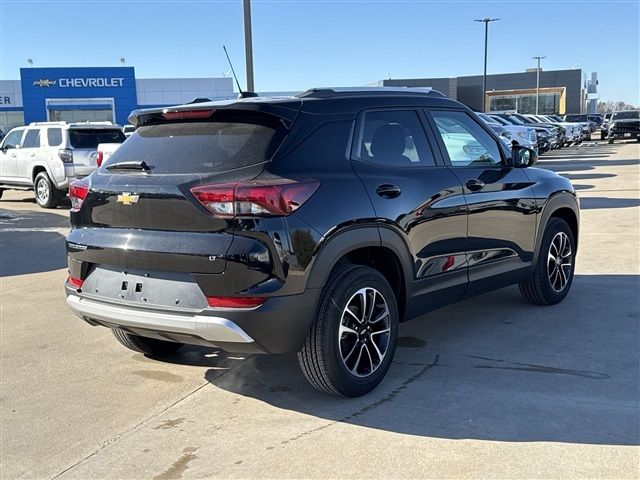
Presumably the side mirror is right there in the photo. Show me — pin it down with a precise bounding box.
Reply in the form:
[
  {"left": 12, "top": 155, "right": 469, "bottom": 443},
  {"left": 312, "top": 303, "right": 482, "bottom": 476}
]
[{"left": 511, "top": 145, "right": 538, "bottom": 168}]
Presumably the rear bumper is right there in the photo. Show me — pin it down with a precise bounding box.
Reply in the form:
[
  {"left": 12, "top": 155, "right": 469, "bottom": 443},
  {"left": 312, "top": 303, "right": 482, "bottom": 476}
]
[{"left": 65, "top": 285, "right": 319, "bottom": 354}]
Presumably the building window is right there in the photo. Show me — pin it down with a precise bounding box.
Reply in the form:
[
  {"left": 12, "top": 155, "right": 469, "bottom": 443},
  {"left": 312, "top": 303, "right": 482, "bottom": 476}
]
[
  {"left": 489, "top": 92, "right": 561, "bottom": 115},
  {"left": 49, "top": 109, "right": 114, "bottom": 123},
  {"left": 0, "top": 111, "right": 25, "bottom": 135}
]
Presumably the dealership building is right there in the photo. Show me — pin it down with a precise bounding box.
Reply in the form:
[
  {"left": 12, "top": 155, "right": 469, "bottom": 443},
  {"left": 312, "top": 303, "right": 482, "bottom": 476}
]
[
  {"left": 0, "top": 66, "right": 235, "bottom": 134},
  {"left": 380, "top": 68, "right": 598, "bottom": 115},
  {"left": 0, "top": 65, "right": 599, "bottom": 134}
]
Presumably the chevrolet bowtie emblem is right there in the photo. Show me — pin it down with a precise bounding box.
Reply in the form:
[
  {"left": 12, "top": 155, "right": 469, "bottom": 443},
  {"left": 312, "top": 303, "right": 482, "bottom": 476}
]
[
  {"left": 116, "top": 193, "right": 139, "bottom": 205},
  {"left": 33, "top": 79, "right": 57, "bottom": 87}
]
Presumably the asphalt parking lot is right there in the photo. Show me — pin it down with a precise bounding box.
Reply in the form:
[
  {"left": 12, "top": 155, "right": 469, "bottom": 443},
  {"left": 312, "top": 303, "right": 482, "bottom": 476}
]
[{"left": 1, "top": 140, "right": 639, "bottom": 479}]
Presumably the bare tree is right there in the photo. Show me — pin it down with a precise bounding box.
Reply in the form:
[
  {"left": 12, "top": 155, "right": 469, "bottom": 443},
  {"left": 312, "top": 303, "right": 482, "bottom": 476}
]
[{"left": 598, "top": 100, "right": 639, "bottom": 113}]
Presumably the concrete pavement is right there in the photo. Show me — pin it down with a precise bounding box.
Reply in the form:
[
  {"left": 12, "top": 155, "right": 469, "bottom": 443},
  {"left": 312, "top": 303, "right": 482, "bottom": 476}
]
[{"left": 1, "top": 140, "right": 638, "bottom": 479}]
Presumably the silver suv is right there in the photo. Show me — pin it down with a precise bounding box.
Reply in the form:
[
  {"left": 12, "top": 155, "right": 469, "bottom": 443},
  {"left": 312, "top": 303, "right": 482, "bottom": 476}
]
[{"left": 0, "top": 122, "right": 126, "bottom": 208}]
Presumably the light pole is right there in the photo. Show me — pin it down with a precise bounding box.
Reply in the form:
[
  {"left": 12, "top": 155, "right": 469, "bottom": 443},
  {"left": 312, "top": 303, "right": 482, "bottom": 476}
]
[
  {"left": 474, "top": 17, "right": 499, "bottom": 112},
  {"left": 533, "top": 56, "right": 546, "bottom": 114},
  {"left": 243, "top": 0, "right": 255, "bottom": 92}
]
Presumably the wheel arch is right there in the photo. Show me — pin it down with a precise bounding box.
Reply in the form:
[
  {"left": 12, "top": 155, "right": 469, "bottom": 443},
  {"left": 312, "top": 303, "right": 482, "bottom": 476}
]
[
  {"left": 31, "top": 164, "right": 51, "bottom": 184},
  {"left": 306, "top": 225, "right": 413, "bottom": 321},
  {"left": 534, "top": 192, "right": 580, "bottom": 263}
]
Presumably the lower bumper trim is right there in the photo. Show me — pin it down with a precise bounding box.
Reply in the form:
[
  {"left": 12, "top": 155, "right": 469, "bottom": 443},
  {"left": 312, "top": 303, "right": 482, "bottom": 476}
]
[{"left": 66, "top": 295, "right": 255, "bottom": 344}]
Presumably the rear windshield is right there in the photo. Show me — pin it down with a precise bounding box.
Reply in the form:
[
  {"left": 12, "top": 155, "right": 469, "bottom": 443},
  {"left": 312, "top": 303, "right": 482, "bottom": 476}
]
[
  {"left": 612, "top": 111, "right": 639, "bottom": 120},
  {"left": 102, "top": 116, "right": 286, "bottom": 175},
  {"left": 565, "top": 115, "right": 588, "bottom": 122},
  {"left": 69, "top": 129, "right": 126, "bottom": 149}
]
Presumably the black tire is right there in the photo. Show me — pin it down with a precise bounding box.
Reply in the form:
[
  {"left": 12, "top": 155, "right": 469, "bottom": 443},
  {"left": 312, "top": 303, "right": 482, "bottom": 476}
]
[
  {"left": 519, "top": 217, "right": 575, "bottom": 306},
  {"left": 608, "top": 138, "right": 614, "bottom": 144},
  {"left": 0, "top": 189, "right": 3, "bottom": 199},
  {"left": 600, "top": 131, "right": 606, "bottom": 140},
  {"left": 34, "top": 171, "right": 61, "bottom": 208},
  {"left": 298, "top": 265, "right": 399, "bottom": 397},
  {"left": 112, "top": 329, "right": 184, "bottom": 356}
]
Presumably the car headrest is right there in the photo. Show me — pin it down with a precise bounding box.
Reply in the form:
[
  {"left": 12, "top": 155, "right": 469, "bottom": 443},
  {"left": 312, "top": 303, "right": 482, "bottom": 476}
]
[{"left": 370, "top": 124, "right": 406, "bottom": 157}]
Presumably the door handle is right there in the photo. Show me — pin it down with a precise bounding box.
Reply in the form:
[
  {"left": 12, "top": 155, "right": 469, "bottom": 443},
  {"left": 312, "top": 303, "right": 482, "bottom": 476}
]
[
  {"left": 376, "top": 184, "right": 401, "bottom": 199},
  {"left": 10, "top": 153, "right": 17, "bottom": 157},
  {"left": 29, "top": 153, "right": 36, "bottom": 157},
  {"left": 466, "top": 179, "right": 485, "bottom": 192}
]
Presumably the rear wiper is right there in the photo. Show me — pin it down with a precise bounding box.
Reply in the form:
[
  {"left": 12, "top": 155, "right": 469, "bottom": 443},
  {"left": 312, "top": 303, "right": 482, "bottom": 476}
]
[{"left": 106, "top": 160, "right": 150, "bottom": 171}]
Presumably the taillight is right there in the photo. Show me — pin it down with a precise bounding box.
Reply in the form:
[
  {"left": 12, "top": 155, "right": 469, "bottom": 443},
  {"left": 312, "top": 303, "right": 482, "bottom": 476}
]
[
  {"left": 58, "top": 148, "right": 73, "bottom": 163},
  {"left": 68, "top": 179, "right": 90, "bottom": 212},
  {"left": 68, "top": 276, "right": 84, "bottom": 288},
  {"left": 206, "top": 296, "right": 266, "bottom": 309},
  {"left": 191, "top": 180, "right": 319, "bottom": 218},
  {"left": 96, "top": 151, "right": 104, "bottom": 167},
  {"left": 162, "top": 109, "right": 215, "bottom": 120}
]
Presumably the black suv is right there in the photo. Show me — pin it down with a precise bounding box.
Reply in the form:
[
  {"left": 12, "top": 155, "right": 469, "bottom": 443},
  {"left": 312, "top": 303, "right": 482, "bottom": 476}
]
[
  {"left": 65, "top": 88, "right": 579, "bottom": 397},
  {"left": 607, "top": 110, "right": 640, "bottom": 143}
]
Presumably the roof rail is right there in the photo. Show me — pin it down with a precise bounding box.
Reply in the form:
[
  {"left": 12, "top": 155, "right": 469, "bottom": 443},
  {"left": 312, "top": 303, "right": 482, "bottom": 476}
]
[
  {"left": 296, "top": 87, "right": 446, "bottom": 99},
  {"left": 28, "top": 121, "right": 115, "bottom": 127}
]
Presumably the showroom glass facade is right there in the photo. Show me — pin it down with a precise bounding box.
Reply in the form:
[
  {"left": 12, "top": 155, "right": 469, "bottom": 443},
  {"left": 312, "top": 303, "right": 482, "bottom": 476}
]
[
  {"left": 0, "top": 111, "right": 24, "bottom": 135},
  {"left": 488, "top": 92, "right": 561, "bottom": 114}
]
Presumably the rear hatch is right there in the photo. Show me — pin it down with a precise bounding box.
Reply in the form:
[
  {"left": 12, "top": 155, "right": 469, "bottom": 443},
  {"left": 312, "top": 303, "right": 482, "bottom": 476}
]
[
  {"left": 67, "top": 106, "right": 295, "bottom": 291},
  {"left": 68, "top": 127, "right": 126, "bottom": 168}
]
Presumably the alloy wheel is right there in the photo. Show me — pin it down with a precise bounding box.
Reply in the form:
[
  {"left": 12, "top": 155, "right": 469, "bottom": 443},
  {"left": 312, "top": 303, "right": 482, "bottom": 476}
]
[
  {"left": 37, "top": 178, "right": 50, "bottom": 204},
  {"left": 338, "top": 287, "right": 391, "bottom": 378},
  {"left": 547, "top": 231, "right": 572, "bottom": 292}
]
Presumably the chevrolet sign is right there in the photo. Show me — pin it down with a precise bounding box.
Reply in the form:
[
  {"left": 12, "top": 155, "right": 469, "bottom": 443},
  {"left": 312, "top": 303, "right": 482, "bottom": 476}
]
[
  {"left": 33, "top": 79, "right": 57, "bottom": 87},
  {"left": 59, "top": 77, "right": 125, "bottom": 88}
]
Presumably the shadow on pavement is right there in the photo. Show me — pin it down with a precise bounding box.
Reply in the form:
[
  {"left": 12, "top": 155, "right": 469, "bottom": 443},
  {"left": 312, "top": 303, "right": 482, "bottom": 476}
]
[
  {"left": 0, "top": 208, "right": 69, "bottom": 276},
  {"left": 198, "top": 274, "right": 639, "bottom": 446},
  {"left": 561, "top": 173, "right": 617, "bottom": 180},
  {"left": 0, "top": 194, "right": 71, "bottom": 209},
  {"left": 579, "top": 197, "right": 640, "bottom": 209}
]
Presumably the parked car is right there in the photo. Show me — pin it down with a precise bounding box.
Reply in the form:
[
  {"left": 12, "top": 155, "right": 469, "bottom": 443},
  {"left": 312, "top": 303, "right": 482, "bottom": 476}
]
[
  {"left": 531, "top": 115, "right": 583, "bottom": 144},
  {"left": 96, "top": 141, "right": 123, "bottom": 167},
  {"left": 122, "top": 124, "right": 137, "bottom": 138},
  {"left": 491, "top": 113, "right": 557, "bottom": 152},
  {"left": 563, "top": 114, "right": 594, "bottom": 139},
  {"left": 588, "top": 114, "right": 603, "bottom": 127},
  {"left": 0, "top": 122, "right": 126, "bottom": 206},
  {"left": 476, "top": 113, "right": 537, "bottom": 150},
  {"left": 607, "top": 110, "right": 640, "bottom": 143},
  {"left": 600, "top": 113, "right": 613, "bottom": 139},
  {"left": 65, "top": 88, "right": 579, "bottom": 397}
]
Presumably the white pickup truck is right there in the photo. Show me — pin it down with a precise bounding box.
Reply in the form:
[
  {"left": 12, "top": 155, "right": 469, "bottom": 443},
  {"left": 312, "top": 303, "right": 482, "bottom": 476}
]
[{"left": 96, "top": 142, "right": 124, "bottom": 167}]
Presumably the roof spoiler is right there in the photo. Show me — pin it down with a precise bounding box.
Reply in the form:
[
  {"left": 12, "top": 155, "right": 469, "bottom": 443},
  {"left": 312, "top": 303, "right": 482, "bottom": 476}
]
[{"left": 128, "top": 99, "right": 302, "bottom": 129}]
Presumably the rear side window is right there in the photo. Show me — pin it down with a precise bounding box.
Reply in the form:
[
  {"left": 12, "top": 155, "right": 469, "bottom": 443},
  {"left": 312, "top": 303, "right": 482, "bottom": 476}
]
[
  {"left": 69, "top": 129, "right": 126, "bottom": 149},
  {"left": 47, "top": 128, "right": 62, "bottom": 146},
  {"left": 354, "top": 110, "right": 435, "bottom": 167},
  {"left": 103, "top": 117, "right": 286, "bottom": 175},
  {"left": 22, "top": 129, "right": 40, "bottom": 148}
]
